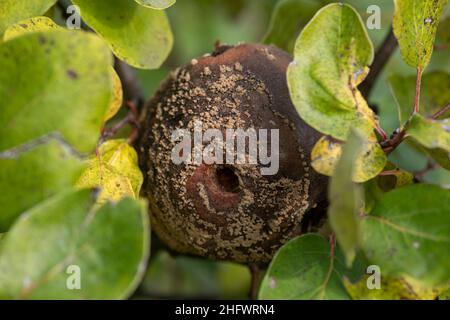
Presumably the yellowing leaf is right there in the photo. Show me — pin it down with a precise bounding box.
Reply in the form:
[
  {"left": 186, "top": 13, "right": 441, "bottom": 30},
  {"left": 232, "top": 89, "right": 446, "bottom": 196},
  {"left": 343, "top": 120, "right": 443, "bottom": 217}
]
[
  {"left": 134, "top": 0, "right": 176, "bottom": 10},
  {"left": 393, "top": 0, "right": 448, "bottom": 69},
  {"left": 76, "top": 139, "right": 143, "bottom": 204},
  {"left": 105, "top": 68, "right": 123, "bottom": 122},
  {"left": 392, "top": 170, "right": 414, "bottom": 187},
  {"left": 344, "top": 275, "right": 443, "bottom": 300},
  {"left": 0, "top": 0, "right": 57, "bottom": 36},
  {"left": 288, "top": 3, "right": 376, "bottom": 141},
  {"left": 3, "top": 16, "right": 61, "bottom": 41},
  {"left": 311, "top": 133, "right": 387, "bottom": 183}
]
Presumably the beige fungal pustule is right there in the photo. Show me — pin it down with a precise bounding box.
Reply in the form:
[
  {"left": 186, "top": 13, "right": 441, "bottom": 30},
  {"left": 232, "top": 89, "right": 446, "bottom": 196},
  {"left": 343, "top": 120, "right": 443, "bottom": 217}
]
[{"left": 138, "top": 43, "right": 328, "bottom": 264}]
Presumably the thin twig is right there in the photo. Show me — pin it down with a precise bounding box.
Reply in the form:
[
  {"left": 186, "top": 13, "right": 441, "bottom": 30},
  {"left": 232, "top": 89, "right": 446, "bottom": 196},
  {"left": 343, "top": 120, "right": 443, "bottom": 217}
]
[
  {"left": 379, "top": 169, "right": 401, "bottom": 176},
  {"left": 431, "top": 103, "right": 450, "bottom": 119},
  {"left": 414, "top": 160, "right": 437, "bottom": 182},
  {"left": 99, "top": 101, "right": 141, "bottom": 145},
  {"left": 360, "top": 26, "right": 398, "bottom": 99},
  {"left": 434, "top": 44, "right": 448, "bottom": 51},
  {"left": 375, "top": 122, "right": 388, "bottom": 140},
  {"left": 381, "top": 128, "right": 406, "bottom": 154},
  {"left": 414, "top": 67, "right": 423, "bottom": 114},
  {"left": 114, "top": 57, "right": 145, "bottom": 111},
  {"left": 57, "top": 0, "right": 91, "bottom": 31}
]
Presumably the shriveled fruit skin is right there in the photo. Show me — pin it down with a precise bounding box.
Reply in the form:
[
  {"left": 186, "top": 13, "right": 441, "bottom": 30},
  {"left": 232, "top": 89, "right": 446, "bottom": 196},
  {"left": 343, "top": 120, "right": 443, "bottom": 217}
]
[{"left": 138, "top": 43, "right": 327, "bottom": 263}]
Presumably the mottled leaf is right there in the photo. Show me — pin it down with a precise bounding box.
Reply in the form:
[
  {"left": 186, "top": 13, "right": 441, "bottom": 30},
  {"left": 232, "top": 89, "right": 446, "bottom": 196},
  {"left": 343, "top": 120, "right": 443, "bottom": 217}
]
[
  {"left": 406, "top": 114, "right": 450, "bottom": 168},
  {"left": 344, "top": 275, "right": 443, "bottom": 300},
  {"left": 288, "top": 3, "right": 376, "bottom": 140},
  {"left": 263, "top": 0, "right": 323, "bottom": 53},
  {"left": 407, "top": 114, "right": 450, "bottom": 151},
  {"left": 0, "top": 0, "right": 57, "bottom": 36},
  {"left": 311, "top": 133, "right": 387, "bottom": 182},
  {"left": 361, "top": 184, "right": 450, "bottom": 286},
  {"left": 0, "top": 137, "right": 85, "bottom": 232},
  {"left": 258, "top": 234, "right": 350, "bottom": 300},
  {"left": 393, "top": 0, "right": 448, "bottom": 69},
  {"left": 0, "top": 189, "right": 149, "bottom": 299},
  {"left": 328, "top": 130, "right": 364, "bottom": 266},
  {"left": 134, "top": 0, "right": 176, "bottom": 10},
  {"left": 0, "top": 30, "right": 112, "bottom": 154},
  {"left": 3, "top": 16, "right": 60, "bottom": 41},
  {"left": 72, "top": 0, "right": 173, "bottom": 69},
  {"left": 389, "top": 72, "right": 450, "bottom": 126},
  {"left": 76, "top": 139, "right": 143, "bottom": 204}
]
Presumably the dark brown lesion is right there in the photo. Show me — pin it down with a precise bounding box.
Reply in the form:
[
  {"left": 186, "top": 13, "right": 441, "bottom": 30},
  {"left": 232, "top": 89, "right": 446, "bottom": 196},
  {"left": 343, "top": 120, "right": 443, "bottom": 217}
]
[{"left": 185, "top": 164, "right": 241, "bottom": 218}]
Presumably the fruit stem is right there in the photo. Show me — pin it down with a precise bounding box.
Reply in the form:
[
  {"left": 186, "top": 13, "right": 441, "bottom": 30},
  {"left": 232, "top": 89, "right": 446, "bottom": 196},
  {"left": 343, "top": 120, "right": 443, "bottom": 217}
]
[{"left": 249, "top": 264, "right": 263, "bottom": 300}]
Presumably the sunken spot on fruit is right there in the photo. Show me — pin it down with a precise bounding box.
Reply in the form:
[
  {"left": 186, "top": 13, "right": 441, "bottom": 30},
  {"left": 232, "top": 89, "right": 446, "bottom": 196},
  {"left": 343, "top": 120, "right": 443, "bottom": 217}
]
[{"left": 215, "top": 166, "right": 240, "bottom": 193}]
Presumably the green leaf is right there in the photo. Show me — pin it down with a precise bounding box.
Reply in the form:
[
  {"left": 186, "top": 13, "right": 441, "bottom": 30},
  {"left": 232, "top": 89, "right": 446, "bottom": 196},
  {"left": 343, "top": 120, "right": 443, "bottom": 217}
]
[
  {"left": 0, "top": 138, "right": 85, "bottom": 232},
  {"left": 361, "top": 184, "right": 450, "bottom": 286},
  {"left": 407, "top": 114, "right": 450, "bottom": 151},
  {"left": 258, "top": 234, "right": 350, "bottom": 300},
  {"left": 393, "top": 0, "right": 448, "bottom": 69},
  {"left": 76, "top": 139, "right": 143, "bottom": 205},
  {"left": 344, "top": 274, "right": 444, "bottom": 300},
  {"left": 3, "top": 16, "right": 61, "bottom": 41},
  {"left": 311, "top": 133, "right": 387, "bottom": 183},
  {"left": 0, "top": 0, "right": 57, "bottom": 36},
  {"left": 0, "top": 189, "right": 150, "bottom": 299},
  {"left": 263, "top": 0, "right": 324, "bottom": 53},
  {"left": 72, "top": 0, "right": 173, "bottom": 69},
  {"left": 406, "top": 113, "right": 450, "bottom": 169},
  {"left": 134, "top": 0, "right": 176, "bottom": 10},
  {"left": 0, "top": 30, "right": 112, "bottom": 154},
  {"left": 389, "top": 72, "right": 450, "bottom": 126},
  {"left": 288, "top": 3, "right": 376, "bottom": 141},
  {"left": 328, "top": 130, "right": 364, "bottom": 267}
]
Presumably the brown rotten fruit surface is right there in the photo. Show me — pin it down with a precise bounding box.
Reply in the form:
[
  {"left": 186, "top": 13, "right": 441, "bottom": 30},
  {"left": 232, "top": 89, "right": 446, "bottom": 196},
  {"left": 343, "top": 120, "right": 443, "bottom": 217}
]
[{"left": 138, "top": 43, "right": 327, "bottom": 264}]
